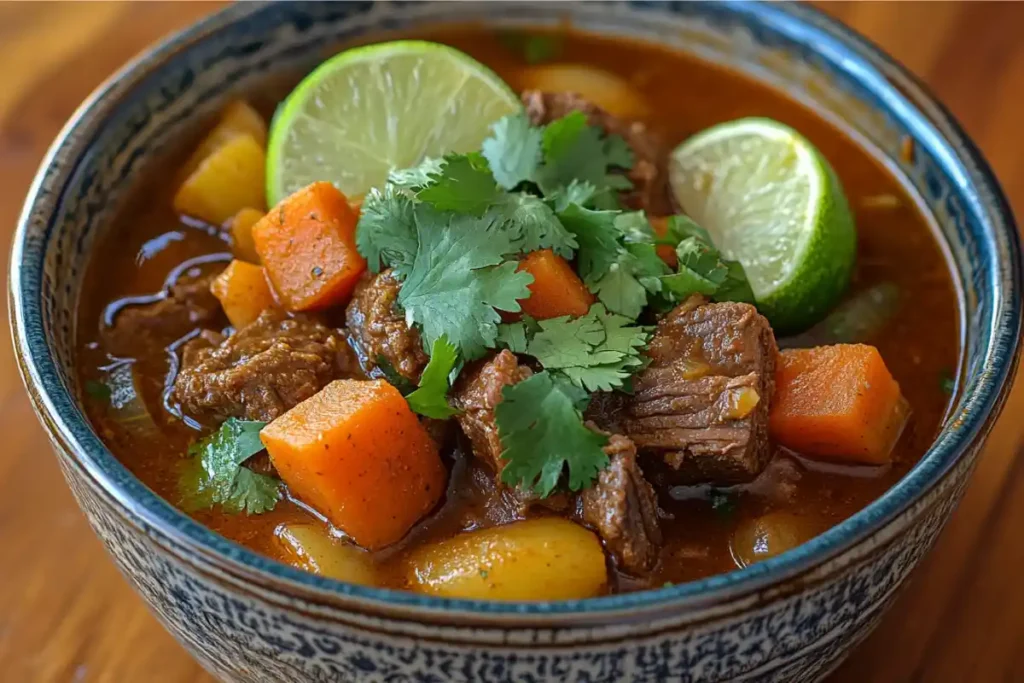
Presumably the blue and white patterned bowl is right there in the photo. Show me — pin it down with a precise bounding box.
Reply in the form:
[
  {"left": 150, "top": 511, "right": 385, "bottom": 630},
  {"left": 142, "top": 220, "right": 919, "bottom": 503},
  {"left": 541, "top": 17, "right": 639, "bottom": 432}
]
[{"left": 10, "top": 2, "right": 1022, "bottom": 681}]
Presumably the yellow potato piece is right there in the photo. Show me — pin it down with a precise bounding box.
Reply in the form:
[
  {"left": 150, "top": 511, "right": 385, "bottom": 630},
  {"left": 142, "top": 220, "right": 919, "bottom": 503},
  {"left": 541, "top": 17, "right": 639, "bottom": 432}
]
[
  {"left": 173, "top": 134, "right": 266, "bottom": 226},
  {"left": 182, "top": 100, "right": 268, "bottom": 178},
  {"left": 730, "top": 511, "right": 814, "bottom": 568},
  {"left": 275, "top": 523, "right": 378, "bottom": 586},
  {"left": 405, "top": 517, "right": 608, "bottom": 601},
  {"left": 229, "top": 207, "right": 265, "bottom": 263},
  {"left": 519, "top": 64, "right": 648, "bottom": 120}
]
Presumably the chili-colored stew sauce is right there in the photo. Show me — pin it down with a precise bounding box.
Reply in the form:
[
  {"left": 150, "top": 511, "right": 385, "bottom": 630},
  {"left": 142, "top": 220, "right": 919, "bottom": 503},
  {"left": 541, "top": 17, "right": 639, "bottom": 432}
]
[{"left": 76, "top": 27, "right": 960, "bottom": 592}]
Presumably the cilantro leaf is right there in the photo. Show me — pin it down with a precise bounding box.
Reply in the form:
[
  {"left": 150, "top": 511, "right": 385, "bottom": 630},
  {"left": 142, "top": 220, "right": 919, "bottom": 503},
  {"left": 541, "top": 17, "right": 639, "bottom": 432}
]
[
  {"left": 179, "top": 419, "right": 281, "bottom": 515},
  {"left": 495, "top": 371, "right": 609, "bottom": 497},
  {"left": 416, "top": 154, "right": 501, "bottom": 216},
  {"left": 406, "top": 336, "right": 460, "bottom": 419},
  {"left": 520, "top": 304, "right": 649, "bottom": 392},
  {"left": 375, "top": 356, "right": 417, "bottom": 395},
  {"left": 657, "top": 215, "right": 755, "bottom": 304},
  {"left": 590, "top": 255, "right": 650, "bottom": 319},
  {"left": 557, "top": 202, "right": 622, "bottom": 284},
  {"left": 495, "top": 322, "right": 529, "bottom": 353},
  {"left": 535, "top": 112, "right": 633, "bottom": 198},
  {"left": 481, "top": 113, "right": 543, "bottom": 190},
  {"left": 487, "top": 192, "right": 577, "bottom": 258},
  {"left": 356, "top": 185, "right": 418, "bottom": 277},
  {"left": 388, "top": 156, "right": 444, "bottom": 192},
  {"left": 399, "top": 206, "right": 533, "bottom": 360}
]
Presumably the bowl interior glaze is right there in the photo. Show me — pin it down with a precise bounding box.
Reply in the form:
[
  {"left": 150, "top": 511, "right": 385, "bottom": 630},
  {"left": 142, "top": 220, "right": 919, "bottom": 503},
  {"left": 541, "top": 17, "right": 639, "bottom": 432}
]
[{"left": 10, "top": 0, "right": 1021, "bottom": 616}]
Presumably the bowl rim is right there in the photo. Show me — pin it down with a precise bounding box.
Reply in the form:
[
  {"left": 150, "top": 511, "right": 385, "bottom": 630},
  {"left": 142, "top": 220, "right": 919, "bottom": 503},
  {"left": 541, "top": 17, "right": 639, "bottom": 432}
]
[{"left": 10, "top": 0, "right": 1022, "bottom": 619}]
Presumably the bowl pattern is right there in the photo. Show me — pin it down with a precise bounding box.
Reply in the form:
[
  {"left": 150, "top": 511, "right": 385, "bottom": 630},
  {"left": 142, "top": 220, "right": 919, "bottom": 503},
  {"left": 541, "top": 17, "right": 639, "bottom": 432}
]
[{"left": 11, "top": 2, "right": 1021, "bottom": 682}]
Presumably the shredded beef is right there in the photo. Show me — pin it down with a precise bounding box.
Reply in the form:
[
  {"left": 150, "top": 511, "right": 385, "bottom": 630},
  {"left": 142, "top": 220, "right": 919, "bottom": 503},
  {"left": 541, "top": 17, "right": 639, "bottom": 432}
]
[
  {"left": 345, "top": 269, "right": 428, "bottom": 383},
  {"left": 580, "top": 430, "right": 662, "bottom": 574},
  {"left": 521, "top": 90, "right": 671, "bottom": 214},
  {"left": 621, "top": 296, "right": 778, "bottom": 485},
  {"left": 173, "top": 310, "right": 352, "bottom": 423}
]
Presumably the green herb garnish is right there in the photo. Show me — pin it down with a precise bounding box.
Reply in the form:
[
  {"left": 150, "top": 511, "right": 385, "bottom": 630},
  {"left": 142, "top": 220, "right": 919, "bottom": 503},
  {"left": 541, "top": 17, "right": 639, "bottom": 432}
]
[
  {"left": 179, "top": 419, "right": 281, "bottom": 514},
  {"left": 496, "top": 371, "right": 609, "bottom": 498},
  {"left": 406, "top": 336, "right": 460, "bottom": 419},
  {"left": 84, "top": 379, "right": 112, "bottom": 402}
]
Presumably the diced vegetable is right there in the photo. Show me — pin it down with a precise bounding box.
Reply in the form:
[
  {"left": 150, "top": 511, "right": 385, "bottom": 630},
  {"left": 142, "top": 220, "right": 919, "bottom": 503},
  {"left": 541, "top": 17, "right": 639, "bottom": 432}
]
[
  {"left": 649, "top": 216, "right": 678, "bottom": 268},
  {"left": 252, "top": 181, "right": 366, "bottom": 311},
  {"left": 516, "top": 249, "right": 595, "bottom": 319},
  {"left": 260, "top": 379, "right": 445, "bottom": 550},
  {"left": 174, "top": 134, "right": 267, "bottom": 226},
  {"left": 275, "top": 523, "right": 378, "bottom": 586},
  {"left": 210, "top": 260, "right": 277, "bottom": 329},
  {"left": 770, "top": 344, "right": 909, "bottom": 465},
  {"left": 730, "top": 512, "right": 813, "bottom": 567},
  {"left": 518, "top": 64, "right": 648, "bottom": 120},
  {"left": 182, "top": 100, "right": 268, "bottom": 178},
  {"left": 405, "top": 518, "right": 608, "bottom": 600},
  {"left": 229, "top": 207, "right": 265, "bottom": 263}
]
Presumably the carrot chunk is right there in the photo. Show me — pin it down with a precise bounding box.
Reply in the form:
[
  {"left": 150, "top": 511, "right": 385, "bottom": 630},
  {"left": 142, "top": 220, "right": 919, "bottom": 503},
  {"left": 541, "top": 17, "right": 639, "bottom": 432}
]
[
  {"left": 173, "top": 134, "right": 266, "bottom": 226},
  {"left": 229, "top": 208, "right": 264, "bottom": 263},
  {"left": 261, "top": 380, "right": 446, "bottom": 550},
  {"left": 769, "top": 344, "right": 909, "bottom": 465},
  {"left": 649, "top": 216, "right": 678, "bottom": 268},
  {"left": 252, "top": 182, "right": 367, "bottom": 311},
  {"left": 210, "top": 260, "right": 277, "bottom": 329},
  {"left": 516, "top": 249, "right": 594, "bottom": 320}
]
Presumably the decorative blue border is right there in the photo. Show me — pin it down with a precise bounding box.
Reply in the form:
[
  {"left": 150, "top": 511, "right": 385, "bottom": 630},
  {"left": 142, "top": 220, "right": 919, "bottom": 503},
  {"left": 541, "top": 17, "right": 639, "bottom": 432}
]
[{"left": 10, "top": 0, "right": 1022, "bottom": 618}]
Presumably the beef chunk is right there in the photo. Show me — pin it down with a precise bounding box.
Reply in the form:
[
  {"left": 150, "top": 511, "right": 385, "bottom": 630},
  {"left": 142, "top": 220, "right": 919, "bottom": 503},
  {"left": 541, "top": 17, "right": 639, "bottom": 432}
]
[
  {"left": 173, "top": 310, "right": 351, "bottom": 422},
  {"left": 105, "top": 274, "right": 222, "bottom": 356},
  {"left": 345, "top": 270, "right": 428, "bottom": 383},
  {"left": 622, "top": 296, "right": 778, "bottom": 485},
  {"left": 580, "top": 430, "right": 662, "bottom": 575},
  {"left": 521, "top": 90, "right": 670, "bottom": 214},
  {"left": 450, "top": 349, "right": 532, "bottom": 474}
]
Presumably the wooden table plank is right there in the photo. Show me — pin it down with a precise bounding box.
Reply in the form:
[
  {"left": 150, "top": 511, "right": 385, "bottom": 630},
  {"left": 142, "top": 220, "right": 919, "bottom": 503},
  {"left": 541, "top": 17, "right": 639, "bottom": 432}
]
[{"left": 0, "top": 3, "right": 1020, "bottom": 681}]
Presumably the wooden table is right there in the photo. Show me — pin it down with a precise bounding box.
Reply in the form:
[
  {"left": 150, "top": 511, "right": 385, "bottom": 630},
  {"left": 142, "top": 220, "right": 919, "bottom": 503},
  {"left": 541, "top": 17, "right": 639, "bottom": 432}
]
[{"left": 0, "top": 3, "right": 1021, "bottom": 681}]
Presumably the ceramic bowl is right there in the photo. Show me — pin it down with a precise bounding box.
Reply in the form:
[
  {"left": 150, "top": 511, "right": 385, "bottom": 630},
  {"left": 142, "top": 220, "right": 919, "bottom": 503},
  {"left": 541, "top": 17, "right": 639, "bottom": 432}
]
[{"left": 10, "top": 2, "right": 1022, "bottom": 682}]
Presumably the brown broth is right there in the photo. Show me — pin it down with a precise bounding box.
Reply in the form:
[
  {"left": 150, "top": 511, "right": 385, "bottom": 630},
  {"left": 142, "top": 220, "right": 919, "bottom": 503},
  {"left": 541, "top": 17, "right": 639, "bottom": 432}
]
[{"left": 76, "top": 26, "right": 960, "bottom": 592}]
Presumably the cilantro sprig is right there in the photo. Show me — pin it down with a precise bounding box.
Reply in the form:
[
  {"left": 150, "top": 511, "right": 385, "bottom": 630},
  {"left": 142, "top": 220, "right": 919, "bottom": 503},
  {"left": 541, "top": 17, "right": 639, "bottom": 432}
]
[
  {"left": 496, "top": 371, "right": 609, "bottom": 497},
  {"left": 498, "top": 304, "right": 650, "bottom": 392},
  {"left": 179, "top": 419, "right": 281, "bottom": 514},
  {"left": 406, "top": 336, "right": 460, "bottom": 419}
]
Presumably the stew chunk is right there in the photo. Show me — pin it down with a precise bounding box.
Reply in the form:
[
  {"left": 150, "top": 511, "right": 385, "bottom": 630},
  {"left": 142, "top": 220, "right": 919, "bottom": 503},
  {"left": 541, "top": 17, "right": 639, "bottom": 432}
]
[
  {"left": 622, "top": 296, "right": 778, "bottom": 485},
  {"left": 345, "top": 269, "right": 428, "bottom": 382},
  {"left": 521, "top": 90, "right": 670, "bottom": 214},
  {"left": 580, "top": 431, "right": 662, "bottom": 574},
  {"left": 105, "top": 274, "right": 222, "bottom": 356},
  {"left": 173, "top": 310, "right": 351, "bottom": 422}
]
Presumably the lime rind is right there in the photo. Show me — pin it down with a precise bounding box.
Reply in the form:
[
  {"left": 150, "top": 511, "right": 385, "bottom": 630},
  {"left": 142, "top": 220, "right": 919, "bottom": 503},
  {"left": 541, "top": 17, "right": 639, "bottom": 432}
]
[
  {"left": 266, "top": 41, "right": 522, "bottom": 205},
  {"left": 669, "top": 117, "right": 856, "bottom": 333}
]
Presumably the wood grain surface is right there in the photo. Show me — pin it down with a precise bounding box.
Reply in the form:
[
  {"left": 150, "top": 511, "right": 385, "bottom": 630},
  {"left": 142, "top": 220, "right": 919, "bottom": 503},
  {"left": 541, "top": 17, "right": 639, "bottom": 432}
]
[{"left": 1, "top": 3, "right": 1021, "bottom": 682}]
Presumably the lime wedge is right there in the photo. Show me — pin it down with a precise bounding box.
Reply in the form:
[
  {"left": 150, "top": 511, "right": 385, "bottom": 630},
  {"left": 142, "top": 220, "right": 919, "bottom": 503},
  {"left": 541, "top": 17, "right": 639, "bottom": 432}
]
[
  {"left": 668, "top": 117, "right": 856, "bottom": 334},
  {"left": 267, "top": 41, "right": 522, "bottom": 205}
]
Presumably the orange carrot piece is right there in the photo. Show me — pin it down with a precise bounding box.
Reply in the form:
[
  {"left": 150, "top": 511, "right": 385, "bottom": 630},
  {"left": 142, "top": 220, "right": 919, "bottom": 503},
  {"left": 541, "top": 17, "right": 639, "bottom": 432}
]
[
  {"left": 252, "top": 182, "right": 367, "bottom": 311},
  {"left": 769, "top": 344, "right": 909, "bottom": 465},
  {"left": 261, "top": 380, "right": 446, "bottom": 550},
  {"left": 516, "top": 249, "right": 594, "bottom": 320},
  {"left": 649, "top": 216, "right": 678, "bottom": 268},
  {"left": 229, "top": 207, "right": 264, "bottom": 263},
  {"left": 210, "top": 260, "right": 277, "bottom": 329}
]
